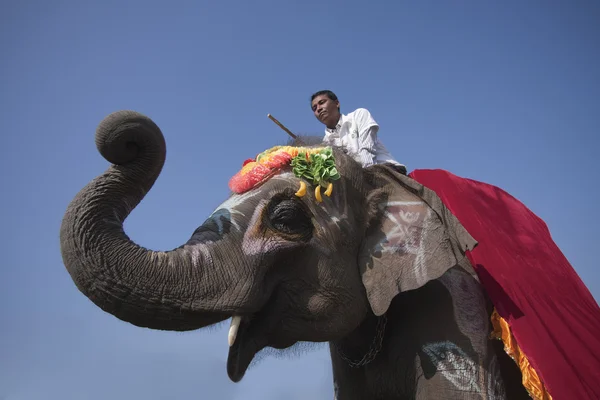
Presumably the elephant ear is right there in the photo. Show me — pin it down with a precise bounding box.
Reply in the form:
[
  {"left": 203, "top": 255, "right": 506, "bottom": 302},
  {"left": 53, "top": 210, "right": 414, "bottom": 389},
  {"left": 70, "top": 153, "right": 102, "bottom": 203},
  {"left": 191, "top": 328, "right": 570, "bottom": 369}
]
[{"left": 359, "top": 165, "right": 479, "bottom": 316}]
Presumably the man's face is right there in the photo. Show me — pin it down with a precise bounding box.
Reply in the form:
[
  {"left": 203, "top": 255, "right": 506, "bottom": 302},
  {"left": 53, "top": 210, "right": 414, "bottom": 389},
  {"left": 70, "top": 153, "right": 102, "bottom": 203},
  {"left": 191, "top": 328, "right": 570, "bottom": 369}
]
[{"left": 311, "top": 95, "right": 340, "bottom": 128}]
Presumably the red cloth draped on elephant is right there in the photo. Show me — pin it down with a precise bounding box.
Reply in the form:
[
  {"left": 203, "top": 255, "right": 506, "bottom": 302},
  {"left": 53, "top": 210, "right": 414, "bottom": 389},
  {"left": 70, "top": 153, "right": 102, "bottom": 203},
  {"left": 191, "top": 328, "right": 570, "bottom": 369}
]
[{"left": 409, "top": 169, "right": 600, "bottom": 400}]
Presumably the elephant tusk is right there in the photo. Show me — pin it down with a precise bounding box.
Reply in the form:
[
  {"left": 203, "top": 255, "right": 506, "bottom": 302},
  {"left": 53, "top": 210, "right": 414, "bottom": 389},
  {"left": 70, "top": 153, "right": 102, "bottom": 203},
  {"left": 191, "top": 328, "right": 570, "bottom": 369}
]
[
  {"left": 315, "top": 185, "right": 323, "bottom": 203},
  {"left": 228, "top": 315, "right": 242, "bottom": 347},
  {"left": 324, "top": 182, "right": 333, "bottom": 197}
]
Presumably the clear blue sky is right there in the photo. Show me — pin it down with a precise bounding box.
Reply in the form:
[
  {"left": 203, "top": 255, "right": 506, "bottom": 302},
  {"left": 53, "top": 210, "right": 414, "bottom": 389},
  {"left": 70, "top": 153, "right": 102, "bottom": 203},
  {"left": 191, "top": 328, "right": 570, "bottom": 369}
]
[{"left": 1, "top": 1, "right": 598, "bottom": 399}]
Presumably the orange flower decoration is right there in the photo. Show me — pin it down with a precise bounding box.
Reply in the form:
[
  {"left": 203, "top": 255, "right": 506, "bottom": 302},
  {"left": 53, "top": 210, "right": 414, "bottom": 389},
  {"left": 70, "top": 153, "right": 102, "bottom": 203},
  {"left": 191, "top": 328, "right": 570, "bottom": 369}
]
[{"left": 228, "top": 145, "right": 330, "bottom": 194}]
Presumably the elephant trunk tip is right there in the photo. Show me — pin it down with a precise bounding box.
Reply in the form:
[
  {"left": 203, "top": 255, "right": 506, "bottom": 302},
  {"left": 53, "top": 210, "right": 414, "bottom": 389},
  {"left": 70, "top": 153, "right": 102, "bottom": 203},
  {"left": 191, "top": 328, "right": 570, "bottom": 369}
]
[{"left": 95, "top": 110, "right": 166, "bottom": 166}]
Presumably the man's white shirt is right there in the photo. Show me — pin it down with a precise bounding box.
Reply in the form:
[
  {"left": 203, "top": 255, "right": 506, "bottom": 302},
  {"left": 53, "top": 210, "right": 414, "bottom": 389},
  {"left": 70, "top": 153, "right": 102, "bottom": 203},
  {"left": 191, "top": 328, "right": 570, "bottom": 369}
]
[{"left": 322, "top": 108, "right": 404, "bottom": 169}]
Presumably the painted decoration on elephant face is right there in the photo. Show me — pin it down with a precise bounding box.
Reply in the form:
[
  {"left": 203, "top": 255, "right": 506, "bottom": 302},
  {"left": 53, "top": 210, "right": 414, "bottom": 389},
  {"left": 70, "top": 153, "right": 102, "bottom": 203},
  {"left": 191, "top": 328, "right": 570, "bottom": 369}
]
[
  {"left": 422, "top": 341, "right": 480, "bottom": 394},
  {"left": 377, "top": 201, "right": 429, "bottom": 256},
  {"left": 228, "top": 145, "right": 340, "bottom": 202},
  {"left": 193, "top": 172, "right": 301, "bottom": 244},
  {"left": 209, "top": 189, "right": 261, "bottom": 232},
  {"left": 190, "top": 188, "right": 262, "bottom": 243},
  {"left": 374, "top": 200, "right": 433, "bottom": 289},
  {"left": 421, "top": 341, "right": 507, "bottom": 399}
]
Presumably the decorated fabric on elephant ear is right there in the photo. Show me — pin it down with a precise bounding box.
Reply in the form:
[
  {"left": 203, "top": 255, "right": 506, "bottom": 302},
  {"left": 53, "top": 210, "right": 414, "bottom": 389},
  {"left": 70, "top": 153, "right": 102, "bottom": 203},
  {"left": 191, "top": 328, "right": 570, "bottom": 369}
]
[
  {"left": 228, "top": 145, "right": 340, "bottom": 201},
  {"left": 359, "top": 165, "right": 479, "bottom": 317}
]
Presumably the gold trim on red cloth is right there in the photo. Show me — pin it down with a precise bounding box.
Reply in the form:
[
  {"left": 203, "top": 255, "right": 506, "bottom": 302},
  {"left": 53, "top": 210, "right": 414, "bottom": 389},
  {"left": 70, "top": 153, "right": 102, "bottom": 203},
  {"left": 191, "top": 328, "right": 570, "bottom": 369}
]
[{"left": 490, "top": 309, "right": 552, "bottom": 400}]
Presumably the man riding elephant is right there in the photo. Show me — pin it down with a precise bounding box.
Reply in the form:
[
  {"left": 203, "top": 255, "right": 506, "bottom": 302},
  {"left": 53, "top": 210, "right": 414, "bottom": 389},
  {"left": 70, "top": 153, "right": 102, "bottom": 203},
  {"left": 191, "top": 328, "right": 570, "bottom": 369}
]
[{"left": 310, "top": 89, "right": 408, "bottom": 175}]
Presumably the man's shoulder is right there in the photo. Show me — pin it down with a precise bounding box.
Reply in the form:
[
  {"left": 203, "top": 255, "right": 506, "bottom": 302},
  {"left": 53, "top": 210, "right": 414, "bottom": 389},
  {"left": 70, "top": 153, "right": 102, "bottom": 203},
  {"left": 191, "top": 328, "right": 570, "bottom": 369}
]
[
  {"left": 347, "top": 108, "right": 377, "bottom": 127},
  {"left": 347, "top": 107, "right": 372, "bottom": 118}
]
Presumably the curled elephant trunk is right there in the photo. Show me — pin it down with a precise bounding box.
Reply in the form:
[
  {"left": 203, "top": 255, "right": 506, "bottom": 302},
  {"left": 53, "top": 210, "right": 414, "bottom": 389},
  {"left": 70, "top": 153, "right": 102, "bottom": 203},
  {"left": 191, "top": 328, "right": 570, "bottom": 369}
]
[{"left": 60, "top": 111, "right": 228, "bottom": 331}]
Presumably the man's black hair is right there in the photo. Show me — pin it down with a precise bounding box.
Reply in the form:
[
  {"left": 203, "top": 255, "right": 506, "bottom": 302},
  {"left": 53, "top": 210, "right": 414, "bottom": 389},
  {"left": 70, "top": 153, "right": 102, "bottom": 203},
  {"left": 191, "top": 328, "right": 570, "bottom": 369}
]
[{"left": 310, "top": 90, "right": 340, "bottom": 111}]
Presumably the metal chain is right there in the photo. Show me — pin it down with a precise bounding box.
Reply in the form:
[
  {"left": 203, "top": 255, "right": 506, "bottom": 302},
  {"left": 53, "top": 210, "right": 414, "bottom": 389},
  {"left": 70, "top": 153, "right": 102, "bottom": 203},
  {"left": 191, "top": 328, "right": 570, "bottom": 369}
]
[{"left": 334, "top": 314, "right": 388, "bottom": 368}]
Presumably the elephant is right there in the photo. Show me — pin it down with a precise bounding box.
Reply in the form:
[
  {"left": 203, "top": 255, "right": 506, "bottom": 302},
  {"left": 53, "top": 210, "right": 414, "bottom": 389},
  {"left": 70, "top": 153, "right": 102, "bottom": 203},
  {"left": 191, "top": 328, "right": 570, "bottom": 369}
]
[{"left": 60, "top": 110, "right": 531, "bottom": 399}]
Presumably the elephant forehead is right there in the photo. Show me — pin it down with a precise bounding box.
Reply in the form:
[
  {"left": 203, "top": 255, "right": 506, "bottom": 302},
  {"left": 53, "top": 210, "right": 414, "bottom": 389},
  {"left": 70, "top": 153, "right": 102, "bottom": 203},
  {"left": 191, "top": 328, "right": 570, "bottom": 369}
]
[
  {"left": 210, "top": 189, "right": 260, "bottom": 217},
  {"left": 209, "top": 172, "right": 297, "bottom": 217}
]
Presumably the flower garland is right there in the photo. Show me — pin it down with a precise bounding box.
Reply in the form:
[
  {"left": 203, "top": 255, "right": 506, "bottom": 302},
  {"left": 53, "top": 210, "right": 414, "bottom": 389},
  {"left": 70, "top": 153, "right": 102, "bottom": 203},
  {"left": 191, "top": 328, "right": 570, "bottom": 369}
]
[{"left": 228, "top": 145, "right": 340, "bottom": 202}]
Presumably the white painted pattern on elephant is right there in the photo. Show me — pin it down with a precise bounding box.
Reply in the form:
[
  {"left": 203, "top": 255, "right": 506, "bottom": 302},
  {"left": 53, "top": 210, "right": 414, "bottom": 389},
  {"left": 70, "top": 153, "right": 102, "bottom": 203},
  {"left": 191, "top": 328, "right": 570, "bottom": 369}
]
[
  {"left": 209, "top": 208, "right": 233, "bottom": 235},
  {"left": 208, "top": 172, "right": 297, "bottom": 226},
  {"left": 209, "top": 189, "right": 261, "bottom": 233},
  {"left": 377, "top": 201, "right": 426, "bottom": 256},
  {"left": 376, "top": 201, "right": 432, "bottom": 288},
  {"left": 422, "top": 341, "right": 481, "bottom": 394},
  {"left": 412, "top": 207, "right": 431, "bottom": 289},
  {"left": 314, "top": 195, "right": 348, "bottom": 240},
  {"left": 207, "top": 172, "right": 297, "bottom": 233}
]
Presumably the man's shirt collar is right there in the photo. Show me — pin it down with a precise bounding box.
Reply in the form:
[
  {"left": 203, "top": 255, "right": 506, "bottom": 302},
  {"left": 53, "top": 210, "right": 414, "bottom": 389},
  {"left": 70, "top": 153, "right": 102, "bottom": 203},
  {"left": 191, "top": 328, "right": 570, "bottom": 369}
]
[{"left": 325, "top": 113, "right": 344, "bottom": 135}]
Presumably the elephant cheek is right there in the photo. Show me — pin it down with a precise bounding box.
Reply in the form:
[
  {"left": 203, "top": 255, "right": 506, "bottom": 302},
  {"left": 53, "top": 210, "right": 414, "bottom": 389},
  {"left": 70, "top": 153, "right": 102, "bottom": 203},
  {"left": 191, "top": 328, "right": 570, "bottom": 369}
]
[
  {"left": 242, "top": 235, "right": 296, "bottom": 256},
  {"left": 305, "top": 292, "right": 368, "bottom": 339}
]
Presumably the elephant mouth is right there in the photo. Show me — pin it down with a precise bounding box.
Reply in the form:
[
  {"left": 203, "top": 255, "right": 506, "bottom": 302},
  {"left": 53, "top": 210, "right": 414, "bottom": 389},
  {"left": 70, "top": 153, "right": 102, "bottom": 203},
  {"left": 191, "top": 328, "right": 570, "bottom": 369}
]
[
  {"left": 226, "top": 287, "right": 295, "bottom": 382},
  {"left": 227, "top": 315, "right": 260, "bottom": 382}
]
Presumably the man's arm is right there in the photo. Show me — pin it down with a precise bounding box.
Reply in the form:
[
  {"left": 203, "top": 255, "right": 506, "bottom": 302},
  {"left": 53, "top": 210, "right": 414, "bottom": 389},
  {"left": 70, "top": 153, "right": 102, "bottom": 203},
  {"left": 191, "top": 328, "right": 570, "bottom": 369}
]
[{"left": 354, "top": 108, "right": 379, "bottom": 167}]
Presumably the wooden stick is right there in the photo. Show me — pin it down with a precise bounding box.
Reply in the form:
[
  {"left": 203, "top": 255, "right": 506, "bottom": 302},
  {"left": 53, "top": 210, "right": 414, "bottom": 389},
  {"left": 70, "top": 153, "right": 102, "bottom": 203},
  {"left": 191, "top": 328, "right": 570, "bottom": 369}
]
[{"left": 267, "top": 114, "right": 299, "bottom": 141}]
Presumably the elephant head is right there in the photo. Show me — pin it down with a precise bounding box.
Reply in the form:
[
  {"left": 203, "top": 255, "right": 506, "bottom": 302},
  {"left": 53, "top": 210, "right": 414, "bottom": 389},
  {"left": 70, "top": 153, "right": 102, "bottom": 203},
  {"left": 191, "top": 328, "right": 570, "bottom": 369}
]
[{"left": 60, "top": 110, "right": 479, "bottom": 384}]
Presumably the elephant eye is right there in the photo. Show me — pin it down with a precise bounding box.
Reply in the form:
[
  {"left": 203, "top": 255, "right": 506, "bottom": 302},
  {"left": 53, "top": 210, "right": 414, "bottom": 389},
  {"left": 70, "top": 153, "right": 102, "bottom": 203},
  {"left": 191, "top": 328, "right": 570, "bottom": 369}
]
[{"left": 267, "top": 198, "right": 313, "bottom": 239}]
